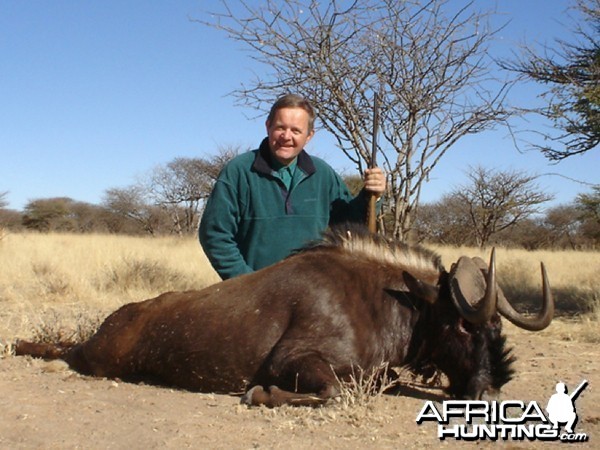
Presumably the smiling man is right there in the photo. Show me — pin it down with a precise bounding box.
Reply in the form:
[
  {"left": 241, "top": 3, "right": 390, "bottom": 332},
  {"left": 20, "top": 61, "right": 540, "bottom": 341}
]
[{"left": 199, "top": 94, "right": 386, "bottom": 280}]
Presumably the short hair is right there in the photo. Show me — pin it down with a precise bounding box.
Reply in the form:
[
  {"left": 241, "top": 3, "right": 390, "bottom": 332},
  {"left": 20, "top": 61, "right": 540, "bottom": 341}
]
[{"left": 267, "top": 94, "right": 316, "bottom": 133}]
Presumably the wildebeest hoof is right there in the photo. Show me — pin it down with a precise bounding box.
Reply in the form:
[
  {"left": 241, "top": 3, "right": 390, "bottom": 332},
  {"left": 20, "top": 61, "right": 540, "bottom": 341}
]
[{"left": 240, "top": 385, "right": 265, "bottom": 406}]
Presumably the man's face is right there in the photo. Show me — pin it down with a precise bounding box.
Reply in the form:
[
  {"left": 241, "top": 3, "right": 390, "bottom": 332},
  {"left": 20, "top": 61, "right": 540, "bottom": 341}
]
[{"left": 266, "top": 107, "right": 314, "bottom": 165}]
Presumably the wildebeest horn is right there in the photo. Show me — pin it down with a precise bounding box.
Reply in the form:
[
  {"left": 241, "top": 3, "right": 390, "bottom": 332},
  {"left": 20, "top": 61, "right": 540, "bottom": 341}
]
[
  {"left": 449, "top": 249, "right": 498, "bottom": 324},
  {"left": 471, "top": 257, "right": 554, "bottom": 331}
]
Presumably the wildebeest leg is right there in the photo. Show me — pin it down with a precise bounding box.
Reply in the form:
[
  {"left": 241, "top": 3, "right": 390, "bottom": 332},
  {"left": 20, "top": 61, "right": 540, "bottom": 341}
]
[
  {"left": 242, "top": 354, "right": 340, "bottom": 407},
  {"left": 241, "top": 385, "right": 334, "bottom": 407}
]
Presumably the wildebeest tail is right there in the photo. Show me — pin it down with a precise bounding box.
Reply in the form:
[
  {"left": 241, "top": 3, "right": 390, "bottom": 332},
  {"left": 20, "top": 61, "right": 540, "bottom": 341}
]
[{"left": 14, "top": 339, "right": 74, "bottom": 360}]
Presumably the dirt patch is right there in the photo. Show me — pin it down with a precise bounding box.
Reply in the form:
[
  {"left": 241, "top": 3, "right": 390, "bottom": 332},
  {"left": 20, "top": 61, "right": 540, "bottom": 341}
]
[{"left": 1, "top": 321, "right": 598, "bottom": 449}]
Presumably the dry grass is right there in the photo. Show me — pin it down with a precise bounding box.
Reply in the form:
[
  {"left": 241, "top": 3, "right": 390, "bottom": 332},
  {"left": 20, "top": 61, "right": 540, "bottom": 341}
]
[
  {"left": 0, "top": 232, "right": 220, "bottom": 344},
  {"left": 29, "top": 309, "right": 103, "bottom": 344},
  {"left": 433, "top": 245, "right": 600, "bottom": 320},
  {"left": 436, "top": 245, "right": 600, "bottom": 344},
  {"left": 0, "top": 232, "right": 219, "bottom": 304},
  {"left": 247, "top": 363, "right": 404, "bottom": 430},
  {"left": 335, "top": 363, "right": 401, "bottom": 408}
]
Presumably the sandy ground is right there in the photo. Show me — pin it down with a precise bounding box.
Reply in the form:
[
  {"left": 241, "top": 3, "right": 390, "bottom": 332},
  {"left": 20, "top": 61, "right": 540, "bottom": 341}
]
[{"left": 1, "top": 320, "right": 598, "bottom": 449}]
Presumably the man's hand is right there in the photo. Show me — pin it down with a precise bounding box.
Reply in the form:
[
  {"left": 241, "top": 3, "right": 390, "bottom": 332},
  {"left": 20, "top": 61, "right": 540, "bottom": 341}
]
[{"left": 364, "top": 167, "right": 386, "bottom": 198}]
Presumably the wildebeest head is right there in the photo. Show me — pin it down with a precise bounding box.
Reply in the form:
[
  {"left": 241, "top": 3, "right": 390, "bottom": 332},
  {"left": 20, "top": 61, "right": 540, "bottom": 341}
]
[{"left": 401, "top": 246, "right": 553, "bottom": 400}]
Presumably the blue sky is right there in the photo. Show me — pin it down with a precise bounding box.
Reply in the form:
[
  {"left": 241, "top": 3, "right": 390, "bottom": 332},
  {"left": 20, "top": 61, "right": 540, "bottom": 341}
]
[{"left": 1, "top": 0, "right": 597, "bottom": 212}]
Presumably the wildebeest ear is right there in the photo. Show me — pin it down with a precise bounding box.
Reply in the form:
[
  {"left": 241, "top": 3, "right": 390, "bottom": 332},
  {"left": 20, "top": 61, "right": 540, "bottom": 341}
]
[{"left": 401, "top": 271, "right": 439, "bottom": 304}]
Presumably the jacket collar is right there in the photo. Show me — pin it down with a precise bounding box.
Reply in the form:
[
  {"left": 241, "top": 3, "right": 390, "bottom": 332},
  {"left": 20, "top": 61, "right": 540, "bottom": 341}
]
[{"left": 253, "top": 137, "right": 316, "bottom": 176}]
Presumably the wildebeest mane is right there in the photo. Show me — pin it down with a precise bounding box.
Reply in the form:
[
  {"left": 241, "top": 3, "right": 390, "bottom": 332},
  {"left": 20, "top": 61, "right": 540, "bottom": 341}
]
[{"left": 298, "top": 223, "right": 444, "bottom": 275}]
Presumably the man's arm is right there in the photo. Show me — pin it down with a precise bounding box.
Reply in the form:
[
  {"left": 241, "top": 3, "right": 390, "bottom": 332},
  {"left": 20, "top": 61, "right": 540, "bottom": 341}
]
[
  {"left": 199, "top": 178, "right": 252, "bottom": 280},
  {"left": 329, "top": 167, "right": 386, "bottom": 225}
]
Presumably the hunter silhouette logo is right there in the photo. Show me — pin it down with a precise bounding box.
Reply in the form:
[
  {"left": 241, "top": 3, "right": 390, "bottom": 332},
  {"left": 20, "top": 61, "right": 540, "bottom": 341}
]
[
  {"left": 546, "top": 380, "right": 588, "bottom": 435},
  {"left": 416, "top": 379, "right": 589, "bottom": 442}
]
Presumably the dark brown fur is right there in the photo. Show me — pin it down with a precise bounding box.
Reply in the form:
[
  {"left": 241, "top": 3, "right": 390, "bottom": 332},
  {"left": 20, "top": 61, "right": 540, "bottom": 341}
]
[{"left": 15, "top": 225, "right": 514, "bottom": 406}]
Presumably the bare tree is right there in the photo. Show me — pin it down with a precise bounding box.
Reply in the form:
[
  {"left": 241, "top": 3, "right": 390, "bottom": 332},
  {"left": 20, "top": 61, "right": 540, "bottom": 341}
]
[
  {"left": 147, "top": 148, "right": 238, "bottom": 235},
  {"left": 452, "top": 166, "right": 553, "bottom": 248},
  {"left": 148, "top": 158, "right": 213, "bottom": 235},
  {"left": 202, "top": 0, "right": 514, "bottom": 238},
  {"left": 201, "top": 145, "right": 241, "bottom": 181},
  {"left": 411, "top": 196, "right": 473, "bottom": 245},
  {"left": 103, "top": 186, "right": 163, "bottom": 236},
  {"left": 102, "top": 148, "right": 237, "bottom": 236}
]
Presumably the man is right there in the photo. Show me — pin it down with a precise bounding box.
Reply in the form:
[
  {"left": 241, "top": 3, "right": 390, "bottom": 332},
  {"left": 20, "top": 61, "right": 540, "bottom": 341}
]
[{"left": 199, "top": 94, "right": 386, "bottom": 280}]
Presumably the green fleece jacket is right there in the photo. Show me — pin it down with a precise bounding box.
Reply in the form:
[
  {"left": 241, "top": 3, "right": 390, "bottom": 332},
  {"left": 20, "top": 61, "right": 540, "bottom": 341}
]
[{"left": 199, "top": 138, "right": 368, "bottom": 280}]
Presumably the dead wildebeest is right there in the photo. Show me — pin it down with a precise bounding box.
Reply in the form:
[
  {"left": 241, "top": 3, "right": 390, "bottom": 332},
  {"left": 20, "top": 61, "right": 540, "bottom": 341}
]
[{"left": 15, "top": 224, "right": 553, "bottom": 407}]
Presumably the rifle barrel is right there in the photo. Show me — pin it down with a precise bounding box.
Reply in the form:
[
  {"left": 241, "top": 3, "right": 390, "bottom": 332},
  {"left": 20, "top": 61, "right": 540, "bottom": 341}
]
[
  {"left": 367, "top": 93, "right": 380, "bottom": 233},
  {"left": 371, "top": 93, "right": 379, "bottom": 169}
]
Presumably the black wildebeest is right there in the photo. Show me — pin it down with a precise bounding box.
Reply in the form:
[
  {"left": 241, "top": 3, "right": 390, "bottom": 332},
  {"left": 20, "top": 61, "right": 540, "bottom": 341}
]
[{"left": 15, "top": 225, "right": 553, "bottom": 407}]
